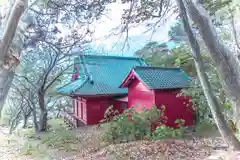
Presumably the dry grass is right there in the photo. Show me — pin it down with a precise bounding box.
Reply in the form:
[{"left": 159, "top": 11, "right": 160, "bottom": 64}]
[
  {"left": 69, "top": 126, "right": 229, "bottom": 160},
  {"left": 43, "top": 125, "right": 231, "bottom": 160},
  {"left": 73, "top": 125, "right": 108, "bottom": 157},
  {"left": 0, "top": 124, "right": 234, "bottom": 160},
  {"left": 80, "top": 139, "right": 222, "bottom": 160}
]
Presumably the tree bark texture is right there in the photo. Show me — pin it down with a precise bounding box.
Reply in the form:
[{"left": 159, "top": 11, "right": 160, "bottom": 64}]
[
  {"left": 0, "top": 0, "right": 27, "bottom": 62},
  {"left": 25, "top": 95, "right": 39, "bottom": 132},
  {"left": 9, "top": 109, "right": 21, "bottom": 134},
  {"left": 183, "top": 0, "right": 240, "bottom": 126},
  {"left": 177, "top": 0, "right": 240, "bottom": 149},
  {"left": 0, "top": 0, "right": 27, "bottom": 115},
  {"left": 1, "top": 0, "right": 15, "bottom": 28},
  {"left": 0, "top": 71, "right": 14, "bottom": 118},
  {"left": 38, "top": 90, "right": 47, "bottom": 132},
  {"left": 22, "top": 116, "right": 27, "bottom": 128},
  {"left": 21, "top": 109, "right": 31, "bottom": 128},
  {"left": 32, "top": 107, "right": 39, "bottom": 132}
]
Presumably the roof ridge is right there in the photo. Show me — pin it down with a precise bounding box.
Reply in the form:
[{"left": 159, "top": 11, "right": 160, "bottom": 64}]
[
  {"left": 77, "top": 54, "right": 143, "bottom": 60},
  {"left": 134, "top": 66, "right": 181, "bottom": 70}
]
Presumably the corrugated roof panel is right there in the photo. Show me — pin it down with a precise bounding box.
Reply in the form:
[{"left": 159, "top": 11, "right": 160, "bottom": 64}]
[
  {"left": 133, "top": 66, "right": 191, "bottom": 89},
  {"left": 57, "top": 55, "right": 145, "bottom": 95}
]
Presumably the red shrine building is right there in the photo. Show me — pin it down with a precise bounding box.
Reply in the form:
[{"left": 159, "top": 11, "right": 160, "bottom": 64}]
[{"left": 57, "top": 55, "right": 195, "bottom": 128}]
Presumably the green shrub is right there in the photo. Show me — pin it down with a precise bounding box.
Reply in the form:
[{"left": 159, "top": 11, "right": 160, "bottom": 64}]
[
  {"left": 151, "top": 119, "right": 185, "bottom": 140},
  {"left": 102, "top": 105, "right": 189, "bottom": 143},
  {"left": 102, "top": 105, "right": 164, "bottom": 143},
  {"left": 40, "top": 118, "right": 78, "bottom": 151},
  {"left": 99, "top": 105, "right": 119, "bottom": 123},
  {"left": 175, "top": 119, "right": 185, "bottom": 127}
]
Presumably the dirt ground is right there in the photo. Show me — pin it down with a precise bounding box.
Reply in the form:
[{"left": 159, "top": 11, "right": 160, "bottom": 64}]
[
  {"left": 0, "top": 127, "right": 31, "bottom": 160},
  {"left": 0, "top": 125, "right": 105, "bottom": 160},
  {"left": 0, "top": 125, "right": 237, "bottom": 160}
]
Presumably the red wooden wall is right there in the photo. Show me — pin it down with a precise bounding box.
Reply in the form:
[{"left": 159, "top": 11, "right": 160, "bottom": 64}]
[
  {"left": 154, "top": 89, "right": 194, "bottom": 128},
  {"left": 73, "top": 97, "right": 87, "bottom": 124},
  {"left": 73, "top": 96, "right": 127, "bottom": 125},
  {"left": 128, "top": 78, "right": 155, "bottom": 111},
  {"left": 71, "top": 78, "right": 194, "bottom": 127},
  {"left": 86, "top": 97, "right": 127, "bottom": 125},
  {"left": 127, "top": 78, "right": 194, "bottom": 128}
]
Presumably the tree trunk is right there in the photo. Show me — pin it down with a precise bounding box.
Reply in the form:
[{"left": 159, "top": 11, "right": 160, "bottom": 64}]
[
  {"left": 0, "top": 0, "right": 27, "bottom": 62},
  {"left": 56, "top": 110, "right": 60, "bottom": 118},
  {"left": 25, "top": 97, "right": 38, "bottom": 132},
  {"left": 9, "top": 109, "right": 21, "bottom": 134},
  {"left": 232, "top": 101, "right": 240, "bottom": 127},
  {"left": 183, "top": 0, "right": 240, "bottom": 126},
  {"left": 177, "top": 0, "right": 240, "bottom": 149},
  {"left": 22, "top": 110, "right": 31, "bottom": 128},
  {"left": 1, "top": 0, "right": 15, "bottom": 28},
  {"left": 31, "top": 108, "right": 39, "bottom": 132},
  {"left": 38, "top": 91, "right": 47, "bottom": 132},
  {"left": 0, "top": 71, "right": 14, "bottom": 118},
  {"left": 22, "top": 114, "right": 28, "bottom": 128},
  {"left": 39, "top": 109, "right": 47, "bottom": 132},
  {"left": 0, "top": 0, "right": 28, "bottom": 114}
]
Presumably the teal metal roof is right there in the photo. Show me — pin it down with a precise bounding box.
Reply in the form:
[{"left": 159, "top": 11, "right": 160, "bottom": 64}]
[
  {"left": 57, "top": 78, "right": 85, "bottom": 95},
  {"left": 133, "top": 66, "right": 191, "bottom": 89},
  {"left": 57, "top": 55, "right": 145, "bottom": 96}
]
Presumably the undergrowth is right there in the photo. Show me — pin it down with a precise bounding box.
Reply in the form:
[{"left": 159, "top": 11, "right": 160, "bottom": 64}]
[
  {"left": 15, "top": 128, "right": 36, "bottom": 138},
  {"left": 152, "top": 119, "right": 185, "bottom": 140},
  {"left": 40, "top": 118, "right": 78, "bottom": 151},
  {"left": 20, "top": 142, "right": 51, "bottom": 159},
  {"left": 20, "top": 118, "right": 78, "bottom": 157},
  {"left": 42, "top": 119, "right": 76, "bottom": 144},
  {"left": 101, "top": 105, "right": 186, "bottom": 144}
]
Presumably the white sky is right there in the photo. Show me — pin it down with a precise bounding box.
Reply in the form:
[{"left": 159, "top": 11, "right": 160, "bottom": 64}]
[
  {"left": 92, "top": 1, "right": 176, "bottom": 53},
  {"left": 1, "top": 0, "right": 239, "bottom": 56},
  {"left": 0, "top": 0, "right": 176, "bottom": 55}
]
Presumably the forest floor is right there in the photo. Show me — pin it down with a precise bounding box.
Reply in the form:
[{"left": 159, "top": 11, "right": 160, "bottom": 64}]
[{"left": 0, "top": 125, "right": 238, "bottom": 160}]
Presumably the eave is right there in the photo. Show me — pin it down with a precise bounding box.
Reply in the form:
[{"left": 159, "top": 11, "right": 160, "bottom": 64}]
[
  {"left": 70, "top": 93, "right": 127, "bottom": 98},
  {"left": 119, "top": 68, "right": 150, "bottom": 90},
  {"left": 119, "top": 69, "right": 136, "bottom": 88}
]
